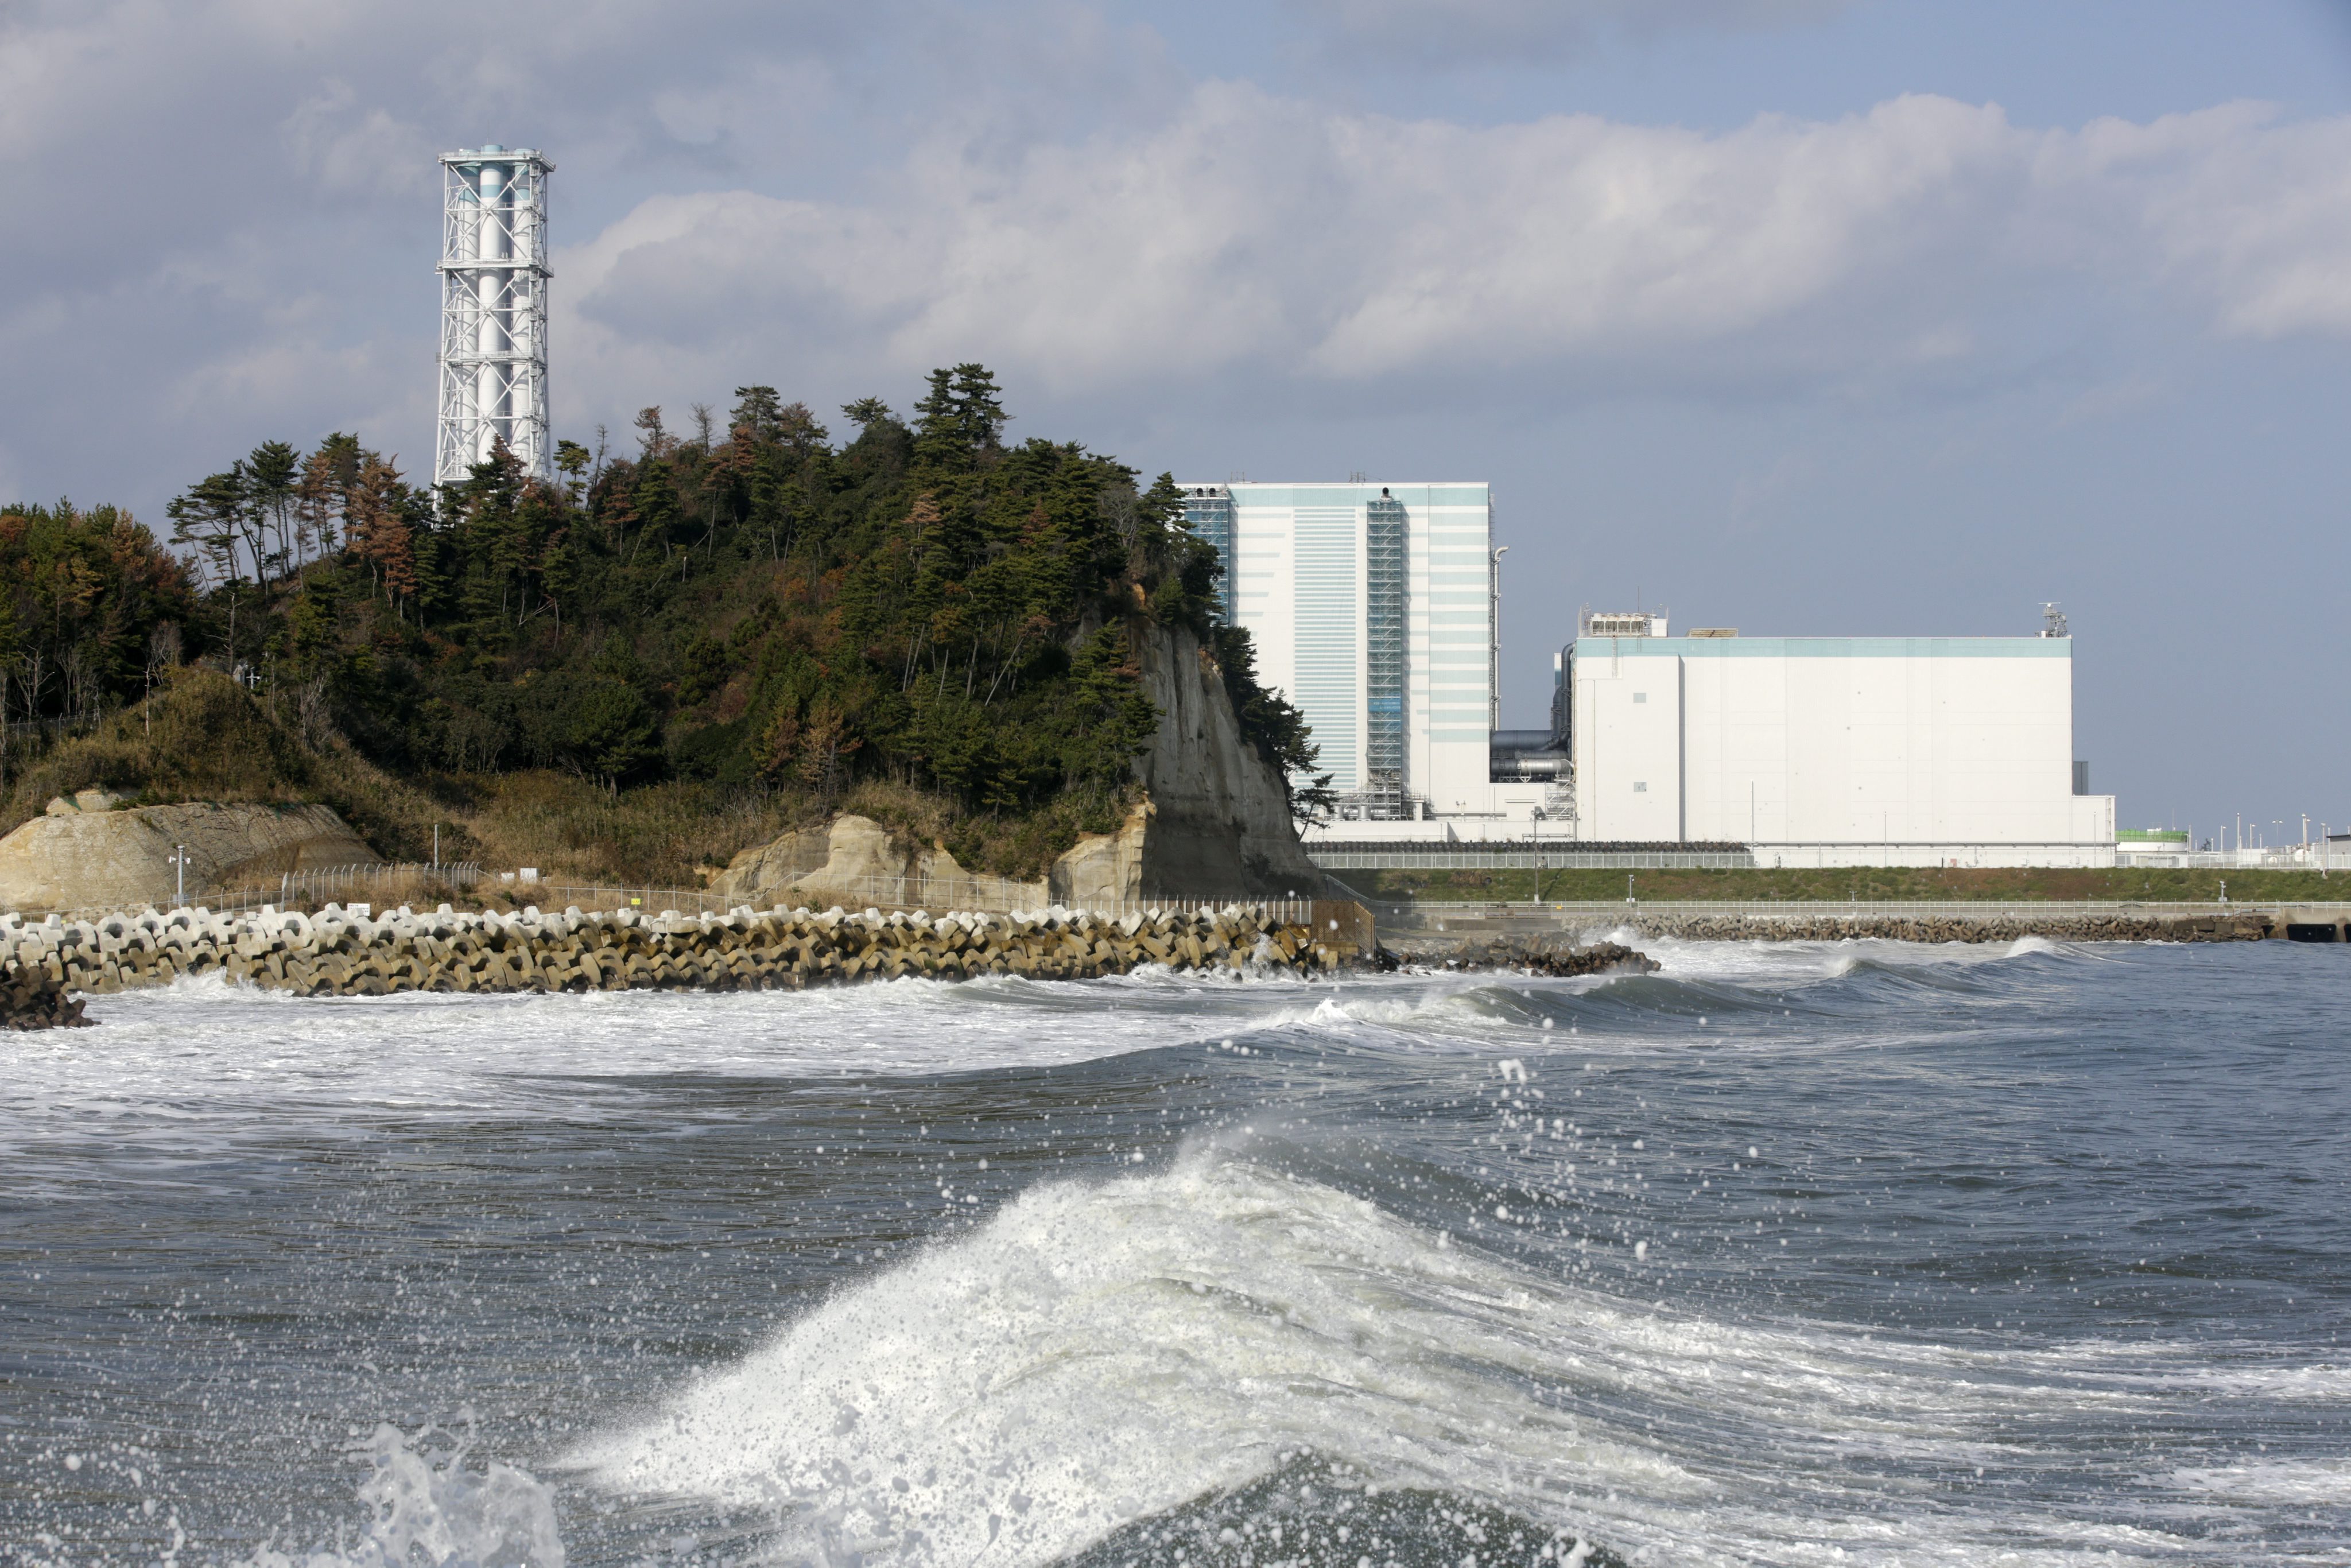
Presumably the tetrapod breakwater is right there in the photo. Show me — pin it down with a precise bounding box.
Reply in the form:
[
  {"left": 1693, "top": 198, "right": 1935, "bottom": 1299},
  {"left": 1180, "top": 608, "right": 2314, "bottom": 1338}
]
[{"left": 0, "top": 899, "right": 1370, "bottom": 1026}]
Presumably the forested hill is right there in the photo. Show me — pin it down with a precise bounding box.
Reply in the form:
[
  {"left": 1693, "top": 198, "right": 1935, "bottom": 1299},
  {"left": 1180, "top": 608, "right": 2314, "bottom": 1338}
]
[{"left": 0, "top": 366, "right": 1322, "bottom": 879}]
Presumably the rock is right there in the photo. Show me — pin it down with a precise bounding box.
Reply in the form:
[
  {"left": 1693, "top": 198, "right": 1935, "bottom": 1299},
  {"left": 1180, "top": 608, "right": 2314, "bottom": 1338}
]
[
  {"left": 1129, "top": 624, "right": 1324, "bottom": 897},
  {"left": 1392, "top": 935, "right": 1659, "bottom": 976},
  {"left": 709, "top": 815, "right": 1044, "bottom": 912},
  {"left": 0, "top": 802, "right": 375, "bottom": 914},
  {"left": 1048, "top": 806, "right": 1147, "bottom": 907},
  {"left": 712, "top": 624, "right": 1327, "bottom": 909}
]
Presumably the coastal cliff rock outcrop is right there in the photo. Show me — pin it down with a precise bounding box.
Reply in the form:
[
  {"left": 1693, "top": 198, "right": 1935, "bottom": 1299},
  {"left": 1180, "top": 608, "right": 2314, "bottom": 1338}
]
[
  {"left": 0, "top": 799, "right": 375, "bottom": 914},
  {"left": 709, "top": 814, "right": 1045, "bottom": 913},
  {"left": 1129, "top": 624, "right": 1324, "bottom": 897},
  {"left": 713, "top": 623, "right": 1325, "bottom": 907}
]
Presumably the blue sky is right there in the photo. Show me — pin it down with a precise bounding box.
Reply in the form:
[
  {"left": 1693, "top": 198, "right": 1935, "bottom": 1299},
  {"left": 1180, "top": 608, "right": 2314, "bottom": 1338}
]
[{"left": 4, "top": 0, "right": 2348, "bottom": 843}]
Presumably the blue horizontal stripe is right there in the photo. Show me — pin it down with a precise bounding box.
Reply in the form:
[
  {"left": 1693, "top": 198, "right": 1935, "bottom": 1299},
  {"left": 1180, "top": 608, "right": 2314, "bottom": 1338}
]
[{"left": 1573, "top": 636, "right": 2072, "bottom": 658}]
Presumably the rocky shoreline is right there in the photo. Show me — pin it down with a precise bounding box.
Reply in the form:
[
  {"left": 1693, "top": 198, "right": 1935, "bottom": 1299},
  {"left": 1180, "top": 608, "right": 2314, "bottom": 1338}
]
[
  {"left": 0, "top": 901, "right": 1366, "bottom": 1024},
  {"left": 1382, "top": 937, "right": 1660, "bottom": 976}
]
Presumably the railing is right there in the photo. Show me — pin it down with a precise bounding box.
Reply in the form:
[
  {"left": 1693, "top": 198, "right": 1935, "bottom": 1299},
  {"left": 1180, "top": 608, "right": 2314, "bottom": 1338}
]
[
  {"left": 203, "top": 861, "right": 483, "bottom": 914},
  {"left": 495, "top": 876, "right": 1317, "bottom": 927}
]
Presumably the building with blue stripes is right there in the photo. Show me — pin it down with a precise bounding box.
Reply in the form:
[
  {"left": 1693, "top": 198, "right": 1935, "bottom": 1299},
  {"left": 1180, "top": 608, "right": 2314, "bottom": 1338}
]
[{"left": 1178, "top": 481, "right": 1497, "bottom": 824}]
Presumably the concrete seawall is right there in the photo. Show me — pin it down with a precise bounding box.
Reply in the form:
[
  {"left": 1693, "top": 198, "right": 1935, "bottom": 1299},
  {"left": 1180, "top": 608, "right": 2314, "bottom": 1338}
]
[
  {"left": 1383, "top": 908, "right": 2292, "bottom": 946},
  {"left": 0, "top": 901, "right": 1365, "bottom": 1022},
  {"left": 1611, "top": 912, "right": 2280, "bottom": 944}
]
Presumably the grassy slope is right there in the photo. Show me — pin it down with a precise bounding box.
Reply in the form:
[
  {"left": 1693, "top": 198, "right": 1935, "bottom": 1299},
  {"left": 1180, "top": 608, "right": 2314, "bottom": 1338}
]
[
  {"left": 1, "top": 670, "right": 464, "bottom": 862},
  {"left": 1353, "top": 865, "right": 2351, "bottom": 903}
]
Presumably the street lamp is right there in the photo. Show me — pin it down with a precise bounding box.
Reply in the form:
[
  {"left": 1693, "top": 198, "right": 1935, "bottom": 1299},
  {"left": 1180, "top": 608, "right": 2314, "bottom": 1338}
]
[
  {"left": 1530, "top": 806, "right": 1546, "bottom": 908},
  {"left": 167, "top": 845, "right": 191, "bottom": 907}
]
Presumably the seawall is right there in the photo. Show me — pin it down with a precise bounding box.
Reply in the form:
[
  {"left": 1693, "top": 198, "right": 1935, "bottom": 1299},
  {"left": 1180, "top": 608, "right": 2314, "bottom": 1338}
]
[
  {"left": 1384, "top": 908, "right": 2288, "bottom": 946},
  {"left": 0, "top": 900, "right": 1365, "bottom": 1017}
]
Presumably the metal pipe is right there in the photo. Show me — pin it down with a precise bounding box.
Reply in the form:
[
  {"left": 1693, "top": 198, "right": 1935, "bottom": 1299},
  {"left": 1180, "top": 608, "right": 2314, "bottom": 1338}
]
[{"left": 476, "top": 151, "right": 510, "bottom": 465}]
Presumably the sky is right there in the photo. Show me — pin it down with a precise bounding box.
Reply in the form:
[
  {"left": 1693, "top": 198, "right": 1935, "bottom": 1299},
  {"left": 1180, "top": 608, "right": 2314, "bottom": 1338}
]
[{"left": 5, "top": 0, "right": 2349, "bottom": 845}]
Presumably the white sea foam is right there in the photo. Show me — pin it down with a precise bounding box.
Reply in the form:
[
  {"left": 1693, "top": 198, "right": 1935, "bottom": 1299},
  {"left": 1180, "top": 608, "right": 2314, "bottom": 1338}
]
[
  {"left": 2169, "top": 1457, "right": 2351, "bottom": 1503},
  {"left": 236, "top": 1421, "right": 564, "bottom": 1568},
  {"left": 568, "top": 1151, "right": 2209, "bottom": 1568}
]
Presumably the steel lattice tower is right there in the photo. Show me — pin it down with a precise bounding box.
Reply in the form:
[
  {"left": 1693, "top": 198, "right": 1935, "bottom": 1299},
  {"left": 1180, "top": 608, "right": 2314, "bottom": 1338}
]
[{"left": 436, "top": 145, "right": 553, "bottom": 486}]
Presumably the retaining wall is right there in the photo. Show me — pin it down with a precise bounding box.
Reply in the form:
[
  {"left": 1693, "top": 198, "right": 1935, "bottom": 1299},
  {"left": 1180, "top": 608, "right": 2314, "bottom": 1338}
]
[{"left": 1589, "top": 913, "right": 2272, "bottom": 944}]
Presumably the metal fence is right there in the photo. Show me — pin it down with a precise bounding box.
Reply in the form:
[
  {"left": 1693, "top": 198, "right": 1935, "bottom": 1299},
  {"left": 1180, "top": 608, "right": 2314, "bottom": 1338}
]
[
  {"left": 492, "top": 876, "right": 1316, "bottom": 926},
  {"left": 201, "top": 861, "right": 483, "bottom": 915}
]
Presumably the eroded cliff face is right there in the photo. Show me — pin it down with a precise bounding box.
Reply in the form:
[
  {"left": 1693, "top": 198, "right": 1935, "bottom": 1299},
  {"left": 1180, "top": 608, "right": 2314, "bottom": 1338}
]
[
  {"left": 709, "top": 815, "right": 1046, "bottom": 912},
  {"left": 0, "top": 799, "right": 376, "bottom": 913},
  {"left": 710, "top": 622, "right": 1321, "bottom": 908},
  {"left": 1127, "top": 622, "right": 1323, "bottom": 898}
]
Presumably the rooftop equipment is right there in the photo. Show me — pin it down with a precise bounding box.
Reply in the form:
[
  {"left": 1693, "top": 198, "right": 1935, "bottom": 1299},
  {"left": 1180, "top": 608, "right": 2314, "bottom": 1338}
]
[{"left": 1580, "top": 607, "right": 1669, "bottom": 638}]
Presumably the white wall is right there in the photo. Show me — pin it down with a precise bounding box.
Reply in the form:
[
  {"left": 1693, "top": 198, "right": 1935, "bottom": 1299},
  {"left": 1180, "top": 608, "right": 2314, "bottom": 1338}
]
[
  {"left": 1571, "top": 635, "right": 2116, "bottom": 858},
  {"left": 1190, "top": 481, "right": 1491, "bottom": 815}
]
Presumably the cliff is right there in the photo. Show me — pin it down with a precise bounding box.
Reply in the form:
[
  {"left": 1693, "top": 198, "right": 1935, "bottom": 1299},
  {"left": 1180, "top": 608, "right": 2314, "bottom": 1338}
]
[
  {"left": 1128, "top": 622, "right": 1324, "bottom": 898},
  {"left": 712, "top": 622, "right": 1324, "bottom": 909},
  {"left": 0, "top": 793, "right": 375, "bottom": 914}
]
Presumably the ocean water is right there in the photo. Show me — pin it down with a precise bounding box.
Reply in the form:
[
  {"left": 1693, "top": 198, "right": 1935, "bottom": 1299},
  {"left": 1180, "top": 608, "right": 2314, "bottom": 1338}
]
[{"left": 4, "top": 935, "right": 2346, "bottom": 1567}]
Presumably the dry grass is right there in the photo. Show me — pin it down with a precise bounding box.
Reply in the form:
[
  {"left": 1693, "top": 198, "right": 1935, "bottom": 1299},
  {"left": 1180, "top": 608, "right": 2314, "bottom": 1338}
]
[
  {"left": 3, "top": 672, "right": 1138, "bottom": 891},
  {"left": 0, "top": 670, "right": 465, "bottom": 863},
  {"left": 447, "top": 772, "right": 796, "bottom": 886}
]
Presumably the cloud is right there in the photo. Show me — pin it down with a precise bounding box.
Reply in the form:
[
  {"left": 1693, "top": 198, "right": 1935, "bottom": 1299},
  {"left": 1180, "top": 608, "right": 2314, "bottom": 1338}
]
[
  {"left": 1291, "top": 0, "right": 1860, "bottom": 62},
  {"left": 3, "top": 0, "right": 2349, "bottom": 533},
  {"left": 551, "top": 86, "right": 2351, "bottom": 413}
]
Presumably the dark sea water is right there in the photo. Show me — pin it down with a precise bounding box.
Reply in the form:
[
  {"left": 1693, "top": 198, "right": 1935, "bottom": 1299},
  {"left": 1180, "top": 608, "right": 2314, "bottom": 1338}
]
[{"left": 4, "top": 934, "right": 2346, "bottom": 1567}]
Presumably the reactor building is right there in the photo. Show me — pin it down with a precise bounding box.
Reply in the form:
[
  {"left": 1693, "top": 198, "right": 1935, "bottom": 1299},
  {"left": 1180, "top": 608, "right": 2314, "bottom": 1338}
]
[
  {"left": 1181, "top": 482, "right": 2118, "bottom": 868},
  {"left": 436, "top": 144, "right": 553, "bottom": 485}
]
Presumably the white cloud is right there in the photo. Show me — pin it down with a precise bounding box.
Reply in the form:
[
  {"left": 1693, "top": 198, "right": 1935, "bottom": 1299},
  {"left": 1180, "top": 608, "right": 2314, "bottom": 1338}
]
[
  {"left": 1293, "top": 0, "right": 1859, "bottom": 61},
  {"left": 550, "top": 86, "right": 2351, "bottom": 411},
  {"left": 284, "top": 80, "right": 437, "bottom": 197}
]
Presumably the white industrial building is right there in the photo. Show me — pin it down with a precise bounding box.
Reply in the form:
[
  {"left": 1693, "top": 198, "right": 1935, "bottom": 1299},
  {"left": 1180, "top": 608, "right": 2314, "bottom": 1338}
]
[
  {"left": 1559, "top": 614, "right": 2116, "bottom": 867},
  {"left": 1178, "top": 482, "right": 1498, "bottom": 821},
  {"left": 1181, "top": 482, "right": 2119, "bottom": 868}
]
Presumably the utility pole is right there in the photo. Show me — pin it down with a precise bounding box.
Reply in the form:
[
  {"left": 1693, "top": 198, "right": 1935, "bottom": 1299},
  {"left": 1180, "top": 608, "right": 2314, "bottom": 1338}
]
[{"left": 1530, "top": 807, "right": 1545, "bottom": 908}]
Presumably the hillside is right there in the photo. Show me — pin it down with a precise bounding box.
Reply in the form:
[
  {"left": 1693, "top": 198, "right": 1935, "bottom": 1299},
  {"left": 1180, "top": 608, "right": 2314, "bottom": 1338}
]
[{"left": 0, "top": 367, "right": 1324, "bottom": 888}]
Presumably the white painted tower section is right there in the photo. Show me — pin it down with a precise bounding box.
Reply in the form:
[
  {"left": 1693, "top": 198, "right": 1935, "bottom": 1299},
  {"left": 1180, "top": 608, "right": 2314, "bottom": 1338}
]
[{"left": 436, "top": 145, "right": 553, "bottom": 486}]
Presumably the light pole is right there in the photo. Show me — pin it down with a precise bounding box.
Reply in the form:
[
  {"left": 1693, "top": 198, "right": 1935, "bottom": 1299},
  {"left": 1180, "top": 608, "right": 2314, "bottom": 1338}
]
[
  {"left": 168, "top": 845, "right": 190, "bottom": 907},
  {"left": 1530, "top": 807, "right": 1546, "bottom": 908}
]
